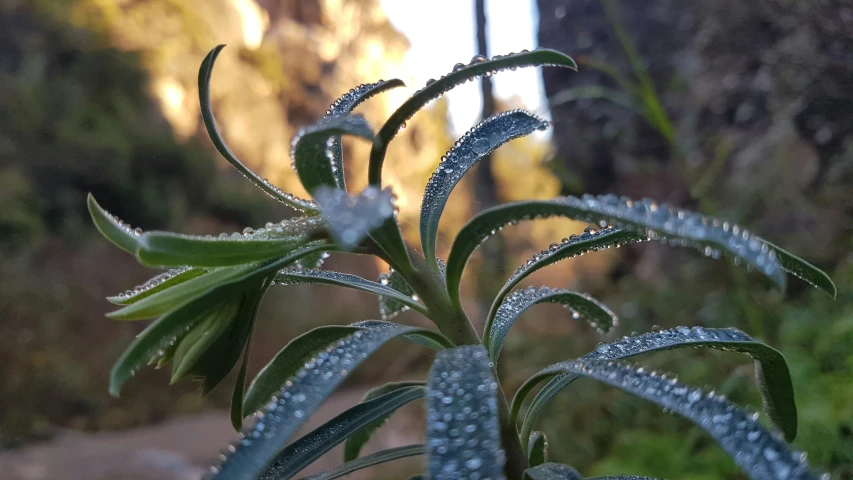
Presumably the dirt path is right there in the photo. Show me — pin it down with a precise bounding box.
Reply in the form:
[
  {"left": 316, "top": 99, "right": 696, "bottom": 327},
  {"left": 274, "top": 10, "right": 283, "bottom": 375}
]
[{"left": 0, "top": 389, "right": 424, "bottom": 480}]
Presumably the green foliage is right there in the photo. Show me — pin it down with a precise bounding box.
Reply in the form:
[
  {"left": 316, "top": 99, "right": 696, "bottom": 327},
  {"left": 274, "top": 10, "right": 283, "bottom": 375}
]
[{"left": 86, "top": 45, "right": 840, "bottom": 479}]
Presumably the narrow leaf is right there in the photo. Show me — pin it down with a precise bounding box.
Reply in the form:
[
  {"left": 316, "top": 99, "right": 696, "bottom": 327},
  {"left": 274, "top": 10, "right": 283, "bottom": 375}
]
[
  {"left": 351, "top": 320, "right": 454, "bottom": 351},
  {"left": 763, "top": 239, "right": 836, "bottom": 298},
  {"left": 523, "top": 463, "right": 582, "bottom": 480},
  {"left": 420, "top": 110, "right": 549, "bottom": 263},
  {"left": 369, "top": 49, "right": 577, "bottom": 185},
  {"left": 377, "top": 269, "right": 417, "bottom": 320},
  {"left": 528, "top": 359, "right": 820, "bottom": 480},
  {"left": 211, "top": 326, "right": 435, "bottom": 480},
  {"left": 198, "top": 45, "right": 318, "bottom": 212},
  {"left": 490, "top": 227, "right": 645, "bottom": 321},
  {"left": 344, "top": 381, "right": 426, "bottom": 462},
  {"left": 87, "top": 193, "right": 143, "bottom": 254},
  {"left": 527, "top": 431, "right": 548, "bottom": 468},
  {"left": 137, "top": 230, "right": 313, "bottom": 267},
  {"left": 258, "top": 386, "right": 424, "bottom": 479},
  {"left": 315, "top": 186, "right": 394, "bottom": 246},
  {"left": 514, "top": 326, "right": 797, "bottom": 444},
  {"left": 274, "top": 268, "right": 426, "bottom": 317},
  {"left": 447, "top": 196, "right": 787, "bottom": 306},
  {"left": 107, "top": 267, "right": 206, "bottom": 305},
  {"left": 325, "top": 80, "right": 406, "bottom": 189},
  {"left": 486, "top": 286, "right": 617, "bottom": 364},
  {"left": 298, "top": 444, "right": 424, "bottom": 480},
  {"left": 426, "top": 345, "right": 506, "bottom": 480},
  {"left": 170, "top": 298, "right": 242, "bottom": 382},
  {"left": 291, "top": 114, "right": 374, "bottom": 194}
]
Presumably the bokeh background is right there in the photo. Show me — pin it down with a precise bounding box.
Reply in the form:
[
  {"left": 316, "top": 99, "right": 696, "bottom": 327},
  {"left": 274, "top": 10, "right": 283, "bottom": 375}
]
[{"left": 1, "top": 0, "right": 852, "bottom": 478}]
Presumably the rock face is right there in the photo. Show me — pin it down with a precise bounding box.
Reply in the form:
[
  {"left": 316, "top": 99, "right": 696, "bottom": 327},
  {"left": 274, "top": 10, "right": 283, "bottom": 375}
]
[{"left": 537, "top": 0, "right": 853, "bottom": 266}]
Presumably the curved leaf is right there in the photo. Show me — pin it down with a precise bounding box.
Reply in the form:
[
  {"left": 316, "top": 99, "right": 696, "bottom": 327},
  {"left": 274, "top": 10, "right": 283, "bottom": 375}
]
[
  {"left": 198, "top": 45, "right": 318, "bottom": 212},
  {"left": 273, "top": 268, "right": 427, "bottom": 317},
  {"left": 763, "top": 239, "right": 836, "bottom": 299},
  {"left": 527, "top": 431, "right": 548, "bottom": 468},
  {"left": 368, "top": 49, "right": 577, "bottom": 185},
  {"left": 426, "top": 345, "right": 506, "bottom": 480},
  {"left": 291, "top": 114, "right": 374, "bottom": 194},
  {"left": 298, "top": 444, "right": 425, "bottom": 480},
  {"left": 344, "top": 381, "right": 425, "bottom": 462},
  {"left": 137, "top": 231, "right": 313, "bottom": 268},
  {"left": 351, "top": 320, "right": 454, "bottom": 351},
  {"left": 523, "top": 463, "right": 582, "bottom": 480},
  {"left": 447, "top": 196, "right": 787, "bottom": 306},
  {"left": 527, "top": 359, "right": 819, "bottom": 480},
  {"left": 489, "top": 227, "right": 645, "bottom": 321},
  {"left": 170, "top": 298, "right": 242, "bottom": 382},
  {"left": 87, "top": 193, "right": 143, "bottom": 255},
  {"left": 315, "top": 186, "right": 394, "bottom": 246},
  {"left": 486, "top": 286, "right": 617, "bottom": 364},
  {"left": 513, "top": 327, "right": 797, "bottom": 444},
  {"left": 107, "top": 267, "right": 206, "bottom": 305},
  {"left": 420, "top": 110, "right": 549, "bottom": 264},
  {"left": 325, "top": 80, "right": 406, "bottom": 189},
  {"left": 377, "top": 269, "right": 417, "bottom": 320},
  {"left": 258, "top": 386, "right": 424, "bottom": 479},
  {"left": 211, "top": 325, "right": 436, "bottom": 480}
]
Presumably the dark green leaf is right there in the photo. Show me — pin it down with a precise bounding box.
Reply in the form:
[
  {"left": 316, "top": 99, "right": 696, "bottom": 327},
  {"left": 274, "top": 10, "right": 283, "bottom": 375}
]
[
  {"left": 367, "top": 217, "right": 413, "bottom": 274},
  {"left": 87, "top": 193, "right": 143, "bottom": 255},
  {"left": 447, "top": 196, "right": 787, "bottom": 307},
  {"left": 344, "top": 381, "right": 426, "bottom": 462},
  {"left": 297, "top": 445, "right": 424, "bottom": 480},
  {"left": 258, "top": 386, "right": 424, "bottom": 479},
  {"left": 523, "top": 463, "right": 582, "bottom": 480},
  {"left": 425, "top": 345, "right": 505, "bottom": 480},
  {"left": 273, "top": 267, "right": 426, "bottom": 317},
  {"left": 170, "top": 297, "right": 242, "bottom": 382},
  {"left": 107, "top": 267, "right": 207, "bottom": 305},
  {"left": 324, "top": 80, "right": 405, "bottom": 189},
  {"left": 198, "top": 45, "right": 318, "bottom": 212},
  {"left": 524, "top": 359, "right": 819, "bottom": 480},
  {"left": 527, "top": 431, "right": 548, "bottom": 468},
  {"left": 513, "top": 327, "right": 797, "bottom": 444},
  {"left": 420, "top": 110, "right": 549, "bottom": 264},
  {"left": 486, "top": 287, "right": 617, "bottom": 364},
  {"left": 489, "top": 227, "right": 645, "bottom": 321},
  {"left": 352, "top": 320, "right": 453, "bottom": 352},
  {"left": 315, "top": 186, "right": 394, "bottom": 246},
  {"left": 368, "top": 49, "right": 577, "bottom": 185},
  {"left": 212, "top": 326, "right": 436, "bottom": 480},
  {"left": 291, "top": 114, "right": 374, "bottom": 194},
  {"left": 763, "top": 239, "right": 836, "bottom": 298},
  {"left": 377, "top": 269, "right": 417, "bottom": 320},
  {"left": 137, "top": 230, "right": 312, "bottom": 267}
]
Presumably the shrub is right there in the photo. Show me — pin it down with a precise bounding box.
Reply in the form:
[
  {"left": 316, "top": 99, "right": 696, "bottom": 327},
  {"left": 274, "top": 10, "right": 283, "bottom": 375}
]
[{"left": 88, "top": 45, "right": 837, "bottom": 479}]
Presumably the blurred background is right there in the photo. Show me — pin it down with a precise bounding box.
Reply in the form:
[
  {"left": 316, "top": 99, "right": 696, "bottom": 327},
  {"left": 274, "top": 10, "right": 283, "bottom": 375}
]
[{"left": 1, "top": 0, "right": 852, "bottom": 478}]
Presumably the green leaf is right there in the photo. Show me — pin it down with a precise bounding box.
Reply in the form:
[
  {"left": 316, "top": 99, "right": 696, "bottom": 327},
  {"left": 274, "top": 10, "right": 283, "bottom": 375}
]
[
  {"left": 425, "top": 345, "right": 506, "bottom": 480},
  {"left": 137, "top": 230, "right": 313, "bottom": 267},
  {"left": 513, "top": 327, "right": 797, "bottom": 444},
  {"left": 273, "top": 268, "right": 427, "bottom": 317},
  {"left": 87, "top": 193, "right": 143, "bottom": 255},
  {"left": 352, "top": 320, "right": 454, "bottom": 352},
  {"left": 212, "top": 325, "right": 437, "bottom": 480},
  {"left": 343, "top": 381, "right": 426, "bottom": 462},
  {"left": 367, "top": 217, "right": 413, "bottom": 274},
  {"left": 523, "top": 359, "right": 820, "bottom": 480},
  {"left": 527, "top": 431, "right": 548, "bottom": 468},
  {"left": 259, "top": 385, "right": 424, "bottom": 478},
  {"left": 419, "top": 110, "right": 549, "bottom": 264},
  {"left": 447, "top": 196, "right": 787, "bottom": 307},
  {"left": 170, "top": 297, "right": 242, "bottom": 382},
  {"left": 763, "top": 239, "right": 837, "bottom": 298},
  {"left": 368, "top": 49, "right": 577, "bottom": 185},
  {"left": 523, "top": 463, "right": 582, "bottom": 480},
  {"left": 298, "top": 444, "right": 424, "bottom": 480},
  {"left": 489, "top": 227, "right": 645, "bottom": 322},
  {"left": 377, "top": 269, "right": 417, "bottom": 320},
  {"left": 314, "top": 186, "right": 394, "bottom": 246},
  {"left": 323, "top": 80, "right": 405, "bottom": 189},
  {"left": 291, "top": 114, "right": 374, "bottom": 194},
  {"left": 198, "top": 45, "right": 318, "bottom": 213},
  {"left": 108, "top": 245, "right": 332, "bottom": 320},
  {"left": 107, "top": 267, "right": 207, "bottom": 305},
  {"left": 485, "top": 286, "right": 617, "bottom": 364}
]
